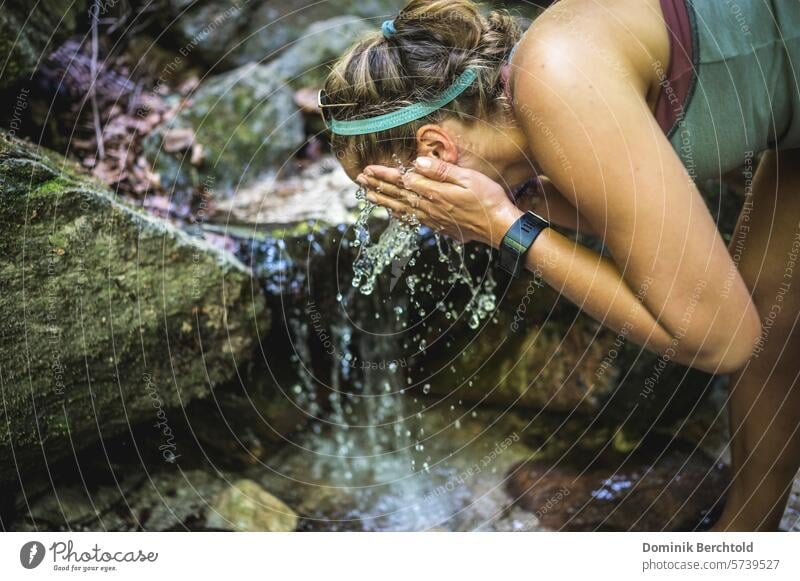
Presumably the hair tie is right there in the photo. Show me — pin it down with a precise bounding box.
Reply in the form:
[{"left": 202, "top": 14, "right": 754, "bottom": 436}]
[{"left": 382, "top": 19, "right": 397, "bottom": 39}]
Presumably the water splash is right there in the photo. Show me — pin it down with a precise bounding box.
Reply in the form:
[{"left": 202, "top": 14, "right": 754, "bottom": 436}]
[
  {"left": 351, "top": 189, "right": 421, "bottom": 296},
  {"left": 350, "top": 159, "right": 498, "bottom": 330}
]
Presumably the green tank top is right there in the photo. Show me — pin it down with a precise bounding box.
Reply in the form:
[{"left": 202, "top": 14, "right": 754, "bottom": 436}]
[{"left": 656, "top": 0, "right": 800, "bottom": 180}]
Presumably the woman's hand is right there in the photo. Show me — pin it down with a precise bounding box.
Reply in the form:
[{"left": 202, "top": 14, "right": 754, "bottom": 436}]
[{"left": 357, "top": 156, "right": 523, "bottom": 247}]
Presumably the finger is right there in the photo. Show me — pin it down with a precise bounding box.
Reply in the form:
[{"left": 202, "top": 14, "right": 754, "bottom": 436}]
[
  {"left": 366, "top": 190, "right": 408, "bottom": 215},
  {"left": 362, "top": 175, "right": 437, "bottom": 215},
  {"left": 359, "top": 174, "right": 407, "bottom": 201},
  {"left": 401, "top": 171, "right": 463, "bottom": 201},
  {"left": 363, "top": 165, "right": 404, "bottom": 187},
  {"left": 367, "top": 190, "right": 432, "bottom": 224},
  {"left": 412, "top": 156, "right": 471, "bottom": 186}
]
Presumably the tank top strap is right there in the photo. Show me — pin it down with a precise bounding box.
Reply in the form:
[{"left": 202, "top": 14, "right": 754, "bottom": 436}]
[{"left": 500, "top": 40, "right": 521, "bottom": 103}]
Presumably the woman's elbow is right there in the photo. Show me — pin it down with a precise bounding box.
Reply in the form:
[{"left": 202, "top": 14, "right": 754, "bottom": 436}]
[{"left": 692, "top": 309, "right": 762, "bottom": 374}]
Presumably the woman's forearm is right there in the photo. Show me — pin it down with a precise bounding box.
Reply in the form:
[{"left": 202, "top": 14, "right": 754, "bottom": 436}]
[{"left": 492, "top": 214, "right": 712, "bottom": 370}]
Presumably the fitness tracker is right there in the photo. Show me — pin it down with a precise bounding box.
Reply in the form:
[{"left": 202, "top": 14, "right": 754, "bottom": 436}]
[{"left": 498, "top": 211, "right": 550, "bottom": 278}]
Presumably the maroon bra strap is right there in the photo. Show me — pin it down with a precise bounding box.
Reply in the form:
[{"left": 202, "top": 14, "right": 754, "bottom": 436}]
[{"left": 654, "top": 0, "right": 695, "bottom": 136}]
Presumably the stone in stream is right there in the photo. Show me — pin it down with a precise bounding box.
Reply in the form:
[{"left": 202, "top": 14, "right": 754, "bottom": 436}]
[
  {"left": 0, "top": 131, "right": 267, "bottom": 486},
  {"left": 11, "top": 469, "right": 295, "bottom": 531},
  {"left": 207, "top": 478, "right": 298, "bottom": 532},
  {"left": 12, "top": 470, "right": 225, "bottom": 531},
  {"left": 505, "top": 437, "right": 729, "bottom": 531}
]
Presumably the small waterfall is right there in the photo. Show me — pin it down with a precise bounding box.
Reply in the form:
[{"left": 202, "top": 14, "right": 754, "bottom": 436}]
[
  {"left": 287, "top": 284, "right": 449, "bottom": 530},
  {"left": 243, "top": 211, "right": 515, "bottom": 531}
]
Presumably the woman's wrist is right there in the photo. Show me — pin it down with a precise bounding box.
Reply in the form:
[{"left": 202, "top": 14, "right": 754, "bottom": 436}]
[{"left": 487, "top": 205, "right": 525, "bottom": 249}]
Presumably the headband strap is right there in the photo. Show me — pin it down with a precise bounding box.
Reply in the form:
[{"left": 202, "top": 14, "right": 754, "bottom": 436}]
[{"left": 328, "top": 67, "right": 478, "bottom": 136}]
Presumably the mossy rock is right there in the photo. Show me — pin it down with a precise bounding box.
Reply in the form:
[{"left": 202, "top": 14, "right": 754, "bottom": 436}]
[
  {"left": 0, "top": 131, "right": 268, "bottom": 483},
  {"left": 144, "top": 63, "right": 306, "bottom": 193}
]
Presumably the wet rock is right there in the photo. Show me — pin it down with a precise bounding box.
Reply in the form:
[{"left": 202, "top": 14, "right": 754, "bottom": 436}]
[
  {"left": 13, "top": 469, "right": 230, "bottom": 531},
  {"left": 0, "top": 131, "right": 267, "bottom": 484},
  {"left": 0, "top": 0, "right": 87, "bottom": 88},
  {"left": 144, "top": 62, "right": 305, "bottom": 193},
  {"left": 418, "top": 292, "right": 620, "bottom": 414},
  {"left": 505, "top": 437, "right": 729, "bottom": 531},
  {"left": 211, "top": 157, "right": 359, "bottom": 226},
  {"left": 12, "top": 469, "right": 297, "bottom": 532},
  {"left": 206, "top": 479, "right": 298, "bottom": 531},
  {"left": 185, "top": 382, "right": 309, "bottom": 467}
]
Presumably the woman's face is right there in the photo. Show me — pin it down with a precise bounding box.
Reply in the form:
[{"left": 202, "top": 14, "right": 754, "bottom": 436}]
[{"left": 340, "top": 116, "right": 538, "bottom": 198}]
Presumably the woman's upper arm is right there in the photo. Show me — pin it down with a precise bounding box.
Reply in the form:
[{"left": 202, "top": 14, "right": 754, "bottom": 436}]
[{"left": 513, "top": 35, "right": 760, "bottom": 362}]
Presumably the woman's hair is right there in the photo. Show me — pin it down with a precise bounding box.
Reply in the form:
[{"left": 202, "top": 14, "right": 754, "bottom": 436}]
[{"left": 323, "top": 0, "right": 522, "bottom": 169}]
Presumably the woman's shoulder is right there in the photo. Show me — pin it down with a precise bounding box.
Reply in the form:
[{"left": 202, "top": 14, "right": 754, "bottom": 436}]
[{"left": 510, "top": 0, "right": 669, "bottom": 105}]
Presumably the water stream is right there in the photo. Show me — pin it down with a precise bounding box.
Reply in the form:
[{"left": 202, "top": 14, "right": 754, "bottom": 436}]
[{"left": 244, "top": 188, "right": 531, "bottom": 530}]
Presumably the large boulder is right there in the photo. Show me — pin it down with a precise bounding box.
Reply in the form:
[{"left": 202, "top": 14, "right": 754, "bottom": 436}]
[
  {"left": 144, "top": 62, "right": 306, "bottom": 193},
  {"left": 142, "top": 15, "right": 376, "bottom": 195},
  {"left": 0, "top": 131, "right": 268, "bottom": 484},
  {"left": 0, "top": 0, "right": 87, "bottom": 88}
]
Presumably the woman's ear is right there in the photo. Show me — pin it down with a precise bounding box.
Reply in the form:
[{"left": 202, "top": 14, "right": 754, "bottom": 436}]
[{"left": 416, "top": 124, "right": 459, "bottom": 164}]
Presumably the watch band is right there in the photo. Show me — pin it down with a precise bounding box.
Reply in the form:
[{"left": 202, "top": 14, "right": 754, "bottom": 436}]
[{"left": 498, "top": 211, "right": 549, "bottom": 278}]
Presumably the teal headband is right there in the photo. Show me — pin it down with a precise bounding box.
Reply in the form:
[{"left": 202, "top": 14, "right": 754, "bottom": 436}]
[{"left": 328, "top": 66, "right": 479, "bottom": 136}]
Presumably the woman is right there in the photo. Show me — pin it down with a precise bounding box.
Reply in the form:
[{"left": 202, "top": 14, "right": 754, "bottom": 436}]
[{"left": 319, "top": 0, "right": 800, "bottom": 530}]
